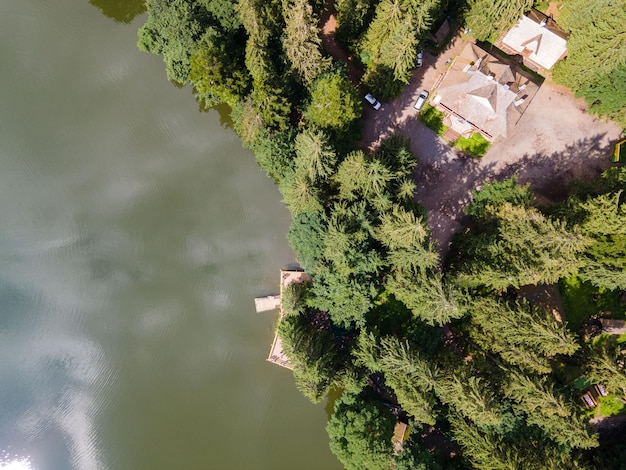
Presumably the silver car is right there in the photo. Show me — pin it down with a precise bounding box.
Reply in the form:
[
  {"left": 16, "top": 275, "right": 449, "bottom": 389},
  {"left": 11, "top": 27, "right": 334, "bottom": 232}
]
[
  {"left": 413, "top": 90, "right": 429, "bottom": 111},
  {"left": 364, "top": 93, "right": 382, "bottom": 110},
  {"left": 415, "top": 50, "right": 424, "bottom": 67}
]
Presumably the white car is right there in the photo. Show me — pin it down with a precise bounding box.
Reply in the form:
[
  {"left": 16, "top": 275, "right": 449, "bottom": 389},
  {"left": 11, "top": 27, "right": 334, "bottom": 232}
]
[
  {"left": 364, "top": 93, "right": 382, "bottom": 110},
  {"left": 415, "top": 50, "right": 424, "bottom": 67},
  {"left": 413, "top": 90, "right": 429, "bottom": 111}
]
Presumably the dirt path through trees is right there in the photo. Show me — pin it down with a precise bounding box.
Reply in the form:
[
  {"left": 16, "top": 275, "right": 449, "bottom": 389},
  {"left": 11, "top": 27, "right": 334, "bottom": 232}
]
[{"left": 320, "top": 0, "right": 364, "bottom": 86}]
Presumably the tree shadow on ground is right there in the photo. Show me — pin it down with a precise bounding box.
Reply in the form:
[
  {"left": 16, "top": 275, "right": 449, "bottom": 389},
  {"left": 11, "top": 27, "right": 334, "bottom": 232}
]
[
  {"left": 498, "top": 133, "right": 614, "bottom": 203},
  {"left": 403, "top": 131, "right": 615, "bottom": 259}
]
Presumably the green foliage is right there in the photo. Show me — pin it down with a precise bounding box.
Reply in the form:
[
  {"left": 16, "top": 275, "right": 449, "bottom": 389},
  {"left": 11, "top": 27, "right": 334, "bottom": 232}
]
[
  {"left": 468, "top": 297, "right": 579, "bottom": 373},
  {"left": 278, "top": 309, "right": 349, "bottom": 403},
  {"left": 450, "top": 413, "right": 587, "bottom": 470},
  {"left": 250, "top": 83, "right": 292, "bottom": 130},
  {"left": 463, "top": 0, "right": 533, "bottom": 42},
  {"left": 204, "top": 0, "right": 241, "bottom": 32},
  {"left": 388, "top": 273, "right": 465, "bottom": 326},
  {"left": 279, "top": 171, "right": 323, "bottom": 215},
  {"left": 356, "top": 334, "right": 440, "bottom": 424},
  {"left": 304, "top": 69, "right": 362, "bottom": 131},
  {"left": 418, "top": 105, "right": 448, "bottom": 136},
  {"left": 362, "top": 66, "right": 405, "bottom": 101},
  {"left": 283, "top": 0, "right": 330, "bottom": 84},
  {"left": 453, "top": 132, "right": 491, "bottom": 158},
  {"left": 288, "top": 211, "right": 327, "bottom": 272},
  {"left": 559, "top": 276, "right": 626, "bottom": 332},
  {"left": 577, "top": 191, "right": 626, "bottom": 290},
  {"left": 327, "top": 391, "right": 396, "bottom": 470},
  {"left": 294, "top": 129, "right": 338, "bottom": 181},
  {"left": 504, "top": 372, "right": 598, "bottom": 450},
  {"left": 190, "top": 31, "right": 250, "bottom": 107},
  {"left": 281, "top": 281, "right": 311, "bottom": 316},
  {"left": 360, "top": 0, "right": 443, "bottom": 83},
  {"left": 454, "top": 203, "right": 588, "bottom": 289},
  {"left": 310, "top": 265, "right": 377, "bottom": 328},
  {"left": 597, "top": 394, "right": 626, "bottom": 417},
  {"left": 334, "top": 0, "right": 377, "bottom": 50},
  {"left": 585, "top": 347, "right": 626, "bottom": 395},
  {"left": 138, "top": 0, "right": 207, "bottom": 83},
  {"left": 334, "top": 151, "right": 392, "bottom": 201},
  {"left": 552, "top": 0, "right": 626, "bottom": 127},
  {"left": 393, "top": 441, "right": 443, "bottom": 470},
  {"left": 437, "top": 372, "right": 504, "bottom": 427},
  {"left": 248, "top": 128, "right": 297, "bottom": 181},
  {"left": 464, "top": 177, "right": 532, "bottom": 220}
]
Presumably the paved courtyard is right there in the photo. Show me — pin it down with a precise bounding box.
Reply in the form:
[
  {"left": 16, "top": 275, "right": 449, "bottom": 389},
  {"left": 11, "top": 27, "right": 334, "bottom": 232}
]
[{"left": 360, "top": 37, "right": 623, "bottom": 257}]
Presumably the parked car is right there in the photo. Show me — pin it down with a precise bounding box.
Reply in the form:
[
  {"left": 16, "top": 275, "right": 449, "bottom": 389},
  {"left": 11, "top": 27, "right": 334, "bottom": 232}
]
[
  {"left": 415, "top": 50, "right": 424, "bottom": 67},
  {"left": 364, "top": 93, "right": 382, "bottom": 110},
  {"left": 413, "top": 90, "right": 429, "bottom": 111}
]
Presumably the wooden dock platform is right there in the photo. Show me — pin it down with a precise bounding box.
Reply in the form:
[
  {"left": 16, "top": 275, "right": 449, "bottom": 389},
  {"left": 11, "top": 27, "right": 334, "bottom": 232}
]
[
  {"left": 266, "top": 269, "right": 311, "bottom": 370},
  {"left": 254, "top": 295, "right": 280, "bottom": 313}
]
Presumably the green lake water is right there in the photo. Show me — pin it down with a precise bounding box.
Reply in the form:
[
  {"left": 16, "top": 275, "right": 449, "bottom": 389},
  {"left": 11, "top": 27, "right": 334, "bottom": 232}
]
[{"left": 0, "top": 0, "right": 341, "bottom": 468}]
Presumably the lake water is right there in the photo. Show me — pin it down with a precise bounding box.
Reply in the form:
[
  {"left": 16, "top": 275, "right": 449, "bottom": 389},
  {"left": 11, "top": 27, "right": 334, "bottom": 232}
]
[{"left": 0, "top": 1, "right": 341, "bottom": 468}]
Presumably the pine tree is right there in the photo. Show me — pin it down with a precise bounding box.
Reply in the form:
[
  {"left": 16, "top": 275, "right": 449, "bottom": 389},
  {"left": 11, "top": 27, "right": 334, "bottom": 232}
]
[
  {"left": 469, "top": 297, "right": 579, "bottom": 373},
  {"left": 464, "top": 0, "right": 533, "bottom": 42},
  {"left": 294, "top": 129, "right": 337, "bottom": 181},
  {"left": 586, "top": 347, "right": 626, "bottom": 395},
  {"left": 577, "top": 191, "right": 626, "bottom": 289},
  {"left": 283, "top": 0, "right": 331, "bottom": 84},
  {"left": 437, "top": 373, "right": 504, "bottom": 427},
  {"left": 504, "top": 372, "right": 598, "bottom": 450},
  {"left": 456, "top": 203, "right": 589, "bottom": 289},
  {"left": 552, "top": 0, "right": 626, "bottom": 126}
]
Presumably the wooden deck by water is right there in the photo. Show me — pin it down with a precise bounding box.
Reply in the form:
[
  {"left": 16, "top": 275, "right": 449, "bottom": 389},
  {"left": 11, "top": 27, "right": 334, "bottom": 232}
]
[
  {"left": 265, "top": 269, "right": 311, "bottom": 369},
  {"left": 254, "top": 295, "right": 280, "bottom": 313}
]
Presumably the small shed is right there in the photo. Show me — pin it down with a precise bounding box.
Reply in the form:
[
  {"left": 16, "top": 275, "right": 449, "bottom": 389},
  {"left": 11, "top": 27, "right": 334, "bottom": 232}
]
[
  {"left": 600, "top": 318, "right": 626, "bottom": 335},
  {"left": 392, "top": 421, "right": 410, "bottom": 455}
]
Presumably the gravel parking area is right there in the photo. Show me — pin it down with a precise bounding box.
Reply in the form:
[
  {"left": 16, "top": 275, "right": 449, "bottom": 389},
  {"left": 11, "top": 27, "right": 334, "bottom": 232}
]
[{"left": 360, "top": 37, "right": 623, "bottom": 257}]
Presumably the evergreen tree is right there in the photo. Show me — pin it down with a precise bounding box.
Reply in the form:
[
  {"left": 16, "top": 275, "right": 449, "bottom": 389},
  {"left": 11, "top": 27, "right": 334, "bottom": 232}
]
[
  {"left": 552, "top": 0, "right": 626, "bottom": 126},
  {"left": 464, "top": 0, "right": 532, "bottom": 42},
  {"left": 577, "top": 191, "right": 626, "bottom": 289},
  {"left": 456, "top": 203, "right": 588, "bottom": 289},
  {"left": 304, "top": 68, "right": 362, "bottom": 131},
  {"left": 327, "top": 391, "right": 396, "bottom": 470},
  {"left": 468, "top": 298, "right": 579, "bottom": 373},
  {"left": 437, "top": 373, "right": 504, "bottom": 427},
  {"left": 360, "top": 0, "right": 441, "bottom": 83},
  {"left": 283, "top": 0, "right": 331, "bottom": 84},
  {"left": 586, "top": 347, "right": 626, "bottom": 395},
  {"left": 294, "top": 129, "right": 337, "bottom": 181},
  {"left": 504, "top": 372, "right": 598, "bottom": 450},
  {"left": 138, "top": 0, "right": 207, "bottom": 83},
  {"left": 278, "top": 308, "right": 349, "bottom": 403},
  {"left": 190, "top": 30, "right": 250, "bottom": 107}
]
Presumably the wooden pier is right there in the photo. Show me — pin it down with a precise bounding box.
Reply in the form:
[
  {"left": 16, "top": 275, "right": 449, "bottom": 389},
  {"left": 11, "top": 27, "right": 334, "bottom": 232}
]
[
  {"left": 254, "top": 295, "right": 280, "bottom": 313},
  {"left": 262, "top": 269, "right": 310, "bottom": 370}
]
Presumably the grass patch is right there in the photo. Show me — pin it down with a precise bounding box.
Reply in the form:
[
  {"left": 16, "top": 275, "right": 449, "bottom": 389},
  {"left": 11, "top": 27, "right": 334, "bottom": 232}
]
[
  {"left": 453, "top": 132, "right": 491, "bottom": 158},
  {"left": 598, "top": 394, "right": 626, "bottom": 417},
  {"left": 558, "top": 276, "right": 626, "bottom": 332},
  {"left": 534, "top": 1, "right": 549, "bottom": 14},
  {"left": 418, "top": 105, "right": 448, "bottom": 136}
]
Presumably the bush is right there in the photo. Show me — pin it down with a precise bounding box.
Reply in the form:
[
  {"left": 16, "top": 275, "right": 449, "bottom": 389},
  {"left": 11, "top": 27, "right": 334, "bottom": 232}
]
[
  {"left": 419, "top": 105, "right": 448, "bottom": 136},
  {"left": 453, "top": 133, "right": 490, "bottom": 158}
]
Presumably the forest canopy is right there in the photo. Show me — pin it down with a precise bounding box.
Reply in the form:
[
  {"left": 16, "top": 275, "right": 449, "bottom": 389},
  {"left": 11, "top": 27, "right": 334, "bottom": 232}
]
[{"left": 137, "top": 0, "right": 626, "bottom": 467}]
